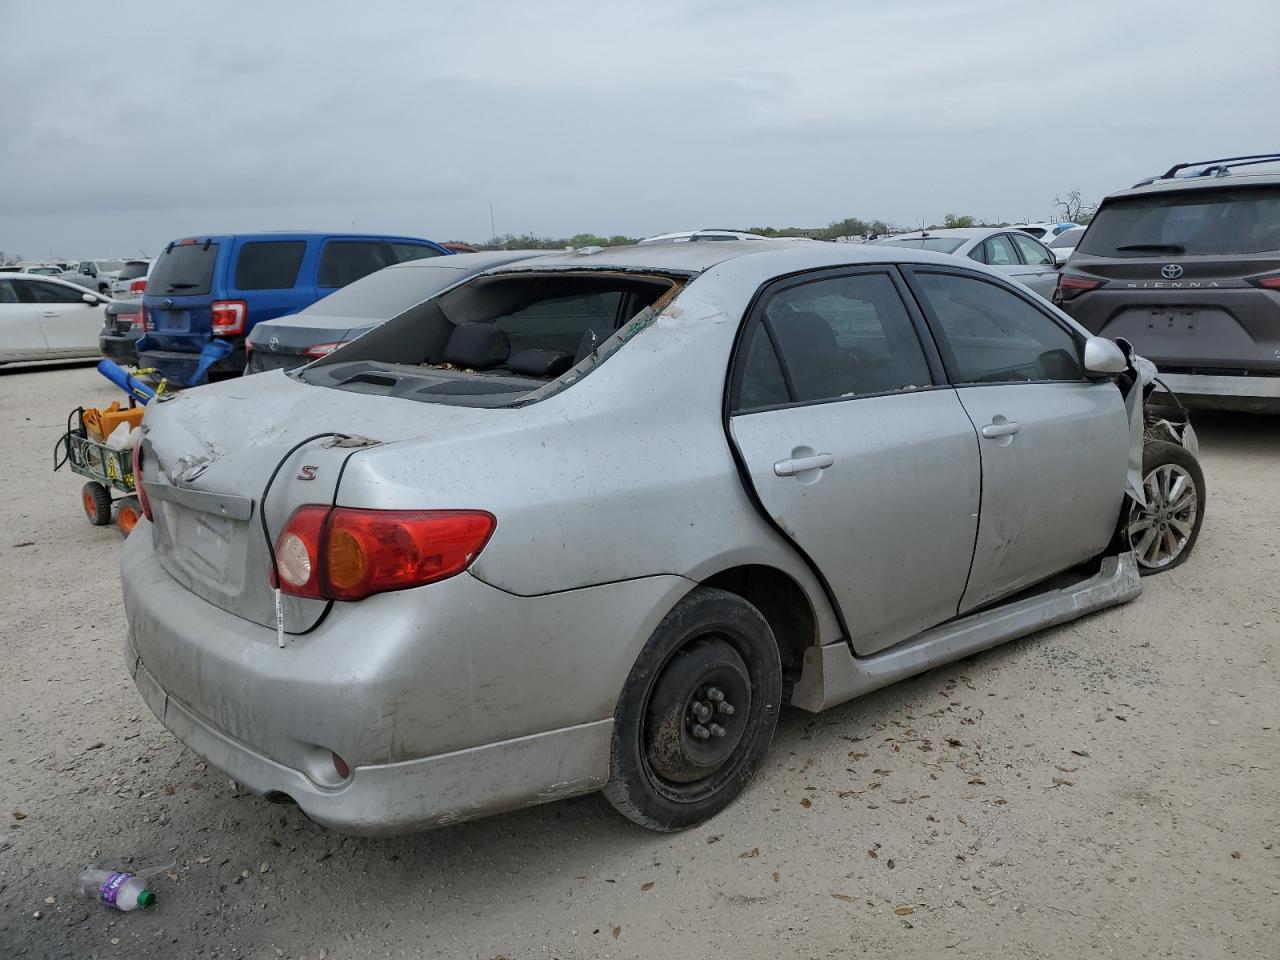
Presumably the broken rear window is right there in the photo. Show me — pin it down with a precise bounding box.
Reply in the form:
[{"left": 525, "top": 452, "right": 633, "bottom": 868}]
[{"left": 299, "top": 271, "right": 678, "bottom": 407}]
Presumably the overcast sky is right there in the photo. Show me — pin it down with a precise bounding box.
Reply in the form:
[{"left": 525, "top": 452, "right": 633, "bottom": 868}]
[{"left": 2, "top": 0, "right": 1276, "bottom": 258}]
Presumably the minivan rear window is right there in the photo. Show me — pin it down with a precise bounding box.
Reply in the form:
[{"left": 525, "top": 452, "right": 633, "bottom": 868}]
[
  {"left": 1080, "top": 187, "right": 1280, "bottom": 257},
  {"left": 235, "top": 241, "right": 306, "bottom": 290},
  {"left": 148, "top": 243, "right": 219, "bottom": 297}
]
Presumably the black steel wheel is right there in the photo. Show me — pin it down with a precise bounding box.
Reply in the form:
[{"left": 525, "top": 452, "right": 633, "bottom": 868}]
[{"left": 603, "top": 587, "right": 781, "bottom": 831}]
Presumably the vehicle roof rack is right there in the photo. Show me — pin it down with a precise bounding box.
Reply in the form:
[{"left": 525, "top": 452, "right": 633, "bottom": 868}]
[{"left": 1133, "top": 152, "right": 1280, "bottom": 188}]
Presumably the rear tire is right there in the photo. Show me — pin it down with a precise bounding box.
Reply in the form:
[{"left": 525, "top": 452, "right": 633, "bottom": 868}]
[
  {"left": 602, "top": 587, "right": 781, "bottom": 831},
  {"left": 1125, "top": 441, "right": 1205, "bottom": 575},
  {"left": 81, "top": 482, "right": 112, "bottom": 526}
]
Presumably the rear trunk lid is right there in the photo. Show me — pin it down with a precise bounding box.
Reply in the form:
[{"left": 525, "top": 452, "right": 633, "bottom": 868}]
[{"left": 139, "top": 373, "right": 426, "bottom": 633}]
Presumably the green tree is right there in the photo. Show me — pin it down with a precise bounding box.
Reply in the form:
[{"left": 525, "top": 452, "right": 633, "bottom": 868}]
[{"left": 942, "top": 213, "right": 976, "bottom": 229}]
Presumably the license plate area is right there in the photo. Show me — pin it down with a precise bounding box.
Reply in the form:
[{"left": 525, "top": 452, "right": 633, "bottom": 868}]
[
  {"left": 1144, "top": 308, "right": 1199, "bottom": 335},
  {"left": 161, "top": 502, "right": 246, "bottom": 593}
]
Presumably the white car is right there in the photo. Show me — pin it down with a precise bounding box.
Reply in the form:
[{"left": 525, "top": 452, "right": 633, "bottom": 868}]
[
  {"left": 10, "top": 262, "right": 65, "bottom": 277},
  {"left": 110, "top": 259, "right": 151, "bottom": 300},
  {"left": 0, "top": 272, "right": 113, "bottom": 363},
  {"left": 1047, "top": 225, "right": 1087, "bottom": 265},
  {"left": 72, "top": 258, "right": 127, "bottom": 294},
  {"left": 1011, "top": 222, "right": 1079, "bottom": 241},
  {"left": 879, "top": 228, "right": 1060, "bottom": 298},
  {"left": 639, "top": 229, "right": 769, "bottom": 244}
]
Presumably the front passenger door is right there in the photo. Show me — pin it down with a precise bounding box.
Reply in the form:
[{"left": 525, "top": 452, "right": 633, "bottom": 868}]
[
  {"left": 727, "top": 268, "right": 981, "bottom": 656},
  {"left": 905, "top": 267, "right": 1129, "bottom": 612},
  {"left": 21, "top": 280, "right": 99, "bottom": 355}
]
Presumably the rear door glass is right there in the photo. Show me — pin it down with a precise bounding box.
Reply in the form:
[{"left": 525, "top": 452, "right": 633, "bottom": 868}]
[
  {"left": 388, "top": 242, "right": 444, "bottom": 264},
  {"left": 1080, "top": 187, "right": 1280, "bottom": 256},
  {"left": 148, "top": 243, "right": 219, "bottom": 296},
  {"left": 234, "top": 241, "right": 306, "bottom": 290},
  {"left": 1011, "top": 233, "right": 1054, "bottom": 266},
  {"left": 21, "top": 280, "right": 86, "bottom": 304},
  {"left": 318, "top": 241, "right": 391, "bottom": 288},
  {"left": 984, "top": 235, "right": 1020, "bottom": 265}
]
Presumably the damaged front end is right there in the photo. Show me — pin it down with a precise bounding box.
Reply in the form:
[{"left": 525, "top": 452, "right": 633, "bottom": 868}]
[{"left": 1116, "top": 337, "right": 1199, "bottom": 507}]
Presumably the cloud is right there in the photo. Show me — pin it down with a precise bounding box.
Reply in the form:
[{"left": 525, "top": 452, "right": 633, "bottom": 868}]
[{"left": 1, "top": 0, "right": 1276, "bottom": 255}]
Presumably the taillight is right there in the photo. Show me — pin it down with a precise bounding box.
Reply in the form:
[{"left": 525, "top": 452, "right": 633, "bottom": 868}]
[
  {"left": 1247, "top": 272, "right": 1280, "bottom": 290},
  {"left": 129, "top": 278, "right": 147, "bottom": 294},
  {"left": 1054, "top": 273, "right": 1105, "bottom": 304},
  {"left": 303, "top": 341, "right": 348, "bottom": 360},
  {"left": 131, "top": 443, "right": 152, "bottom": 522},
  {"left": 272, "top": 507, "right": 496, "bottom": 601},
  {"left": 137, "top": 305, "right": 149, "bottom": 331},
  {"left": 210, "top": 299, "right": 248, "bottom": 336}
]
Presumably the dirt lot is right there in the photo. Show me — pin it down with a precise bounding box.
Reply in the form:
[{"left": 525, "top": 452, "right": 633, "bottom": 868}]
[{"left": 0, "top": 362, "right": 1276, "bottom": 960}]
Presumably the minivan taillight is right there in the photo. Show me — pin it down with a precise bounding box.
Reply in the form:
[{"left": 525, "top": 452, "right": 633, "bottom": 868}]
[
  {"left": 1054, "top": 273, "right": 1105, "bottom": 305},
  {"left": 210, "top": 299, "right": 248, "bottom": 336},
  {"left": 1247, "top": 272, "right": 1280, "bottom": 290},
  {"left": 272, "top": 507, "right": 496, "bottom": 601}
]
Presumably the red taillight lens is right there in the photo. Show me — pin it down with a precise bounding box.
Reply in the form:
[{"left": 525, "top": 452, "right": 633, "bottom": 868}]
[
  {"left": 137, "top": 305, "right": 149, "bottom": 331},
  {"left": 1248, "top": 272, "right": 1280, "bottom": 290},
  {"left": 129, "top": 278, "right": 147, "bottom": 294},
  {"left": 303, "top": 341, "right": 348, "bottom": 360},
  {"left": 1054, "top": 273, "right": 1104, "bottom": 305},
  {"left": 131, "top": 443, "right": 152, "bottom": 522},
  {"left": 272, "top": 507, "right": 495, "bottom": 601},
  {"left": 210, "top": 299, "right": 248, "bottom": 336}
]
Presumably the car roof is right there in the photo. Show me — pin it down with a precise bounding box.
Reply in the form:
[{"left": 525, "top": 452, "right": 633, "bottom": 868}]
[
  {"left": 159, "top": 232, "right": 444, "bottom": 246},
  {"left": 387, "top": 249, "right": 548, "bottom": 271},
  {"left": 0, "top": 271, "right": 100, "bottom": 289},
  {"left": 1108, "top": 169, "right": 1280, "bottom": 202},
  {"left": 884, "top": 228, "right": 1001, "bottom": 241},
  {"left": 487, "top": 239, "right": 987, "bottom": 280}
]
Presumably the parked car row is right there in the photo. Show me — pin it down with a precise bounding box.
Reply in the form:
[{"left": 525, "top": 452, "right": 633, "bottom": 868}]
[{"left": 0, "top": 272, "right": 112, "bottom": 364}]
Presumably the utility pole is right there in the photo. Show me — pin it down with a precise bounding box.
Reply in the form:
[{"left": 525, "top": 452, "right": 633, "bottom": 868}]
[{"left": 489, "top": 203, "right": 497, "bottom": 244}]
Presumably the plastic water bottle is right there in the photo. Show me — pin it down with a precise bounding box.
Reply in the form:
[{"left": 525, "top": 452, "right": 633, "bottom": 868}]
[{"left": 79, "top": 868, "right": 156, "bottom": 911}]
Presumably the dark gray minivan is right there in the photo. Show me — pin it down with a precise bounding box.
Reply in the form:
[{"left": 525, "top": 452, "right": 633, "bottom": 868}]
[{"left": 1057, "top": 153, "right": 1280, "bottom": 412}]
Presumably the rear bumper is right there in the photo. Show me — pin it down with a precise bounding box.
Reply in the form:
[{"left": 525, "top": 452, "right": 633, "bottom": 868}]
[
  {"left": 99, "top": 332, "right": 141, "bottom": 365},
  {"left": 121, "top": 523, "right": 689, "bottom": 833},
  {"left": 137, "top": 343, "right": 245, "bottom": 384},
  {"left": 1153, "top": 372, "right": 1280, "bottom": 413}
]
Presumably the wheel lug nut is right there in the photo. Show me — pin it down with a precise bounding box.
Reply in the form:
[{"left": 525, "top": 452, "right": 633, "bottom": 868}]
[
  {"left": 691, "top": 724, "right": 711, "bottom": 740},
  {"left": 706, "top": 687, "right": 725, "bottom": 702},
  {"left": 691, "top": 701, "right": 711, "bottom": 722},
  {"left": 708, "top": 723, "right": 726, "bottom": 738},
  {"left": 716, "top": 701, "right": 735, "bottom": 716}
]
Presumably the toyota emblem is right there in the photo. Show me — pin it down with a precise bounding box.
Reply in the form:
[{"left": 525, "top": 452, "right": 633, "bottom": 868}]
[
  {"left": 268, "top": 336, "right": 280, "bottom": 351},
  {"left": 1161, "top": 264, "right": 1184, "bottom": 280}
]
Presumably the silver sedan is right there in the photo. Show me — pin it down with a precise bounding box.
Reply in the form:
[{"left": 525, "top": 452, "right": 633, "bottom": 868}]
[
  {"left": 122, "top": 241, "right": 1202, "bottom": 835},
  {"left": 880, "top": 227, "right": 1061, "bottom": 298}
]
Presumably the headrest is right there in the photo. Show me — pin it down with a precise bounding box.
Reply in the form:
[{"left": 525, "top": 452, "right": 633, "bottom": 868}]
[
  {"left": 443, "top": 322, "right": 509, "bottom": 369},
  {"left": 506, "top": 349, "right": 573, "bottom": 378}
]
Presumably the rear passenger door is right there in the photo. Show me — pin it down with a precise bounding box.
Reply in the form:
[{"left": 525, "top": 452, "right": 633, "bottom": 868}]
[
  {"left": 22, "top": 279, "right": 98, "bottom": 355},
  {"left": 229, "top": 240, "right": 308, "bottom": 331},
  {"left": 728, "top": 267, "right": 982, "bottom": 656},
  {"left": 903, "top": 267, "right": 1129, "bottom": 612},
  {"left": 0, "top": 278, "right": 46, "bottom": 358}
]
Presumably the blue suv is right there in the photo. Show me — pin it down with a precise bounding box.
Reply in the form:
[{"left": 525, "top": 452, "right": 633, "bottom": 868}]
[{"left": 138, "top": 232, "right": 451, "bottom": 384}]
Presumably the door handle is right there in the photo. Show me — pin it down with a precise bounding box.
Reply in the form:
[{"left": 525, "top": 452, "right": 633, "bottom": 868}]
[
  {"left": 39, "top": 310, "right": 59, "bottom": 318},
  {"left": 774, "top": 452, "right": 834, "bottom": 476},
  {"left": 980, "top": 420, "right": 1021, "bottom": 439}
]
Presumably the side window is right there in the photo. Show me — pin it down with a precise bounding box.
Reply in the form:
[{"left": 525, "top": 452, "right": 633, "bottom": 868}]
[
  {"left": 234, "top": 241, "right": 306, "bottom": 290},
  {"left": 25, "top": 281, "right": 85, "bottom": 304},
  {"left": 967, "top": 244, "right": 987, "bottom": 264},
  {"left": 496, "top": 291, "right": 623, "bottom": 355},
  {"left": 730, "top": 319, "right": 789, "bottom": 412},
  {"left": 389, "top": 242, "right": 444, "bottom": 264},
  {"left": 913, "top": 272, "right": 1083, "bottom": 384},
  {"left": 318, "top": 241, "right": 391, "bottom": 288},
  {"left": 0, "top": 279, "right": 18, "bottom": 303},
  {"left": 751, "top": 272, "right": 932, "bottom": 404},
  {"left": 983, "top": 235, "right": 1019, "bottom": 266},
  {"left": 1011, "top": 233, "right": 1054, "bottom": 266}
]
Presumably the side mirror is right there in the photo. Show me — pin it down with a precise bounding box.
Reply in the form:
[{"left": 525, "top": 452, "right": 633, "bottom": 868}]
[
  {"left": 82, "top": 292, "right": 100, "bottom": 305},
  {"left": 1083, "top": 336, "right": 1127, "bottom": 376}
]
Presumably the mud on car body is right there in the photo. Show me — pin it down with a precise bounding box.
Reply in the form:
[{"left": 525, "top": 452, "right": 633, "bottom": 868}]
[{"left": 122, "top": 240, "right": 1203, "bottom": 835}]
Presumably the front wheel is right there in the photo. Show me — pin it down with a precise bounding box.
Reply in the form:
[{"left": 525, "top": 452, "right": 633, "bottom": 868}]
[
  {"left": 1126, "top": 441, "right": 1205, "bottom": 574},
  {"left": 602, "top": 587, "right": 781, "bottom": 831}
]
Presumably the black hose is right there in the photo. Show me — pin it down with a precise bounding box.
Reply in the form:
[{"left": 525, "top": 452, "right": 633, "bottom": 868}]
[
  {"left": 259, "top": 433, "right": 350, "bottom": 593},
  {"left": 1151, "top": 376, "right": 1187, "bottom": 413}
]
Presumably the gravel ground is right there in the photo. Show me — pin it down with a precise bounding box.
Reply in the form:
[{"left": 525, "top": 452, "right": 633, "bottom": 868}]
[{"left": 1, "top": 362, "right": 1276, "bottom": 960}]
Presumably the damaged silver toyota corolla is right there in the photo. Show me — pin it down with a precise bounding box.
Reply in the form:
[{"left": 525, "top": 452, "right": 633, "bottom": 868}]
[{"left": 122, "top": 241, "right": 1204, "bottom": 834}]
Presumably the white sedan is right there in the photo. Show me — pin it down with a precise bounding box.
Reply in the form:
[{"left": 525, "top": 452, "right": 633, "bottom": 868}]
[
  {"left": 0, "top": 272, "right": 113, "bottom": 363},
  {"left": 879, "top": 228, "right": 1060, "bottom": 298}
]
